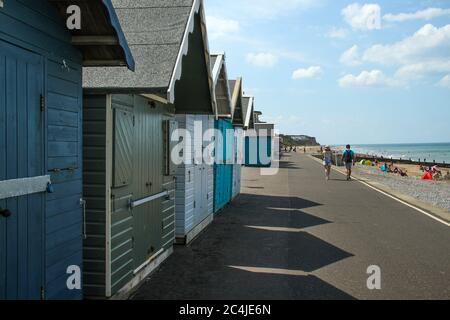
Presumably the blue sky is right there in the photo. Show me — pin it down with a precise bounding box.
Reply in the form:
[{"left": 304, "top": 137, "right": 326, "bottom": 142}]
[{"left": 204, "top": 0, "right": 450, "bottom": 145}]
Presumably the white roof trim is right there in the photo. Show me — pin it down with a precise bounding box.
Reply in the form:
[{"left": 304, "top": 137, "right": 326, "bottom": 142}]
[
  {"left": 167, "top": 0, "right": 216, "bottom": 116},
  {"left": 212, "top": 54, "right": 224, "bottom": 87},
  {"left": 211, "top": 53, "right": 232, "bottom": 119},
  {"left": 230, "top": 77, "right": 242, "bottom": 122},
  {"left": 243, "top": 95, "right": 254, "bottom": 128}
]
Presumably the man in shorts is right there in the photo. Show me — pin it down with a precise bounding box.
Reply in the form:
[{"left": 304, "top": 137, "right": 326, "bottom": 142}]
[{"left": 342, "top": 144, "right": 355, "bottom": 181}]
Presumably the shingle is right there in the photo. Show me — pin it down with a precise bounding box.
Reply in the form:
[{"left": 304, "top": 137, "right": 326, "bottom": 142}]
[
  {"left": 116, "top": 7, "right": 191, "bottom": 45},
  {"left": 83, "top": 0, "right": 194, "bottom": 91},
  {"left": 113, "top": 0, "right": 193, "bottom": 8},
  {"left": 83, "top": 45, "right": 179, "bottom": 90}
]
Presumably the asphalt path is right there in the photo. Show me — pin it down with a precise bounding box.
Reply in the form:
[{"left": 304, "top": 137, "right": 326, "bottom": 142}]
[{"left": 133, "top": 153, "right": 450, "bottom": 300}]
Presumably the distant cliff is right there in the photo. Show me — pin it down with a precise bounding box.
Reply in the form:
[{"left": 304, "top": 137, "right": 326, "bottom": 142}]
[{"left": 280, "top": 135, "right": 320, "bottom": 146}]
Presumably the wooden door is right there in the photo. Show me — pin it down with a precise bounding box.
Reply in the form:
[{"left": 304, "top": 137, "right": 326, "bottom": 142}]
[{"left": 0, "top": 40, "right": 44, "bottom": 299}]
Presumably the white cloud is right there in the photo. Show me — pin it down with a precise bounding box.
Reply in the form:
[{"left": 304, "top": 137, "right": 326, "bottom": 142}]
[
  {"left": 346, "top": 24, "right": 450, "bottom": 86},
  {"left": 246, "top": 53, "right": 279, "bottom": 68},
  {"left": 292, "top": 66, "right": 323, "bottom": 79},
  {"left": 339, "top": 70, "right": 397, "bottom": 87},
  {"left": 340, "top": 45, "right": 362, "bottom": 66},
  {"left": 438, "top": 74, "right": 450, "bottom": 88},
  {"left": 395, "top": 60, "right": 450, "bottom": 80},
  {"left": 342, "top": 3, "right": 382, "bottom": 31},
  {"left": 338, "top": 25, "right": 450, "bottom": 87},
  {"left": 362, "top": 24, "right": 450, "bottom": 65},
  {"left": 327, "top": 27, "right": 348, "bottom": 39},
  {"left": 384, "top": 8, "right": 450, "bottom": 22},
  {"left": 206, "top": 16, "right": 240, "bottom": 39}
]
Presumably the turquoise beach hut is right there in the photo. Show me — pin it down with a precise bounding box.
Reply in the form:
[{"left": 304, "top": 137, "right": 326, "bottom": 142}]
[
  {"left": 245, "top": 107, "right": 274, "bottom": 167},
  {"left": 228, "top": 78, "right": 245, "bottom": 199},
  {"left": 211, "top": 54, "right": 234, "bottom": 212}
]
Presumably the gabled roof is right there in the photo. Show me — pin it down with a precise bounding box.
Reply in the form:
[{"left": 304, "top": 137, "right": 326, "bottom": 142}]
[
  {"left": 228, "top": 78, "right": 245, "bottom": 127},
  {"left": 253, "top": 111, "right": 275, "bottom": 135},
  {"left": 49, "top": 0, "right": 135, "bottom": 70},
  {"left": 254, "top": 110, "right": 264, "bottom": 124},
  {"left": 242, "top": 95, "right": 255, "bottom": 130},
  {"left": 83, "top": 0, "right": 215, "bottom": 112},
  {"left": 211, "top": 53, "right": 232, "bottom": 118}
]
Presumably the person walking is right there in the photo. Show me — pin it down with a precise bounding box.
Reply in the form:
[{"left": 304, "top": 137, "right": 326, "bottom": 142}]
[
  {"left": 323, "top": 146, "right": 333, "bottom": 181},
  {"left": 342, "top": 144, "right": 355, "bottom": 181}
]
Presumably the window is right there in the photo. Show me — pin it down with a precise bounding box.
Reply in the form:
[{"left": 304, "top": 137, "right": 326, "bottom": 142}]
[{"left": 112, "top": 109, "right": 134, "bottom": 187}]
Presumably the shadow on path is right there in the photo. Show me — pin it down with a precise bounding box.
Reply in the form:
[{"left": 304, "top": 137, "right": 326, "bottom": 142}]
[
  {"left": 132, "top": 193, "right": 355, "bottom": 300},
  {"left": 279, "top": 160, "right": 302, "bottom": 170}
]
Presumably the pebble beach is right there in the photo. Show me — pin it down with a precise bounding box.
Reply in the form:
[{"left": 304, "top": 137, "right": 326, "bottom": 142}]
[{"left": 353, "top": 164, "right": 450, "bottom": 212}]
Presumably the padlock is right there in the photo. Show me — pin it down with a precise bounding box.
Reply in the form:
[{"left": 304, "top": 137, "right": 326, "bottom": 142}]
[{"left": 46, "top": 182, "right": 54, "bottom": 193}]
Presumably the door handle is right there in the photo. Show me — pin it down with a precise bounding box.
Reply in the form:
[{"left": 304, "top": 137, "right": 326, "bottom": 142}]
[{"left": 0, "top": 208, "right": 12, "bottom": 218}]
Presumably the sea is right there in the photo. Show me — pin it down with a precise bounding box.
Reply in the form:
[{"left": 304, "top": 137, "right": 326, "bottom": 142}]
[{"left": 333, "top": 143, "right": 450, "bottom": 164}]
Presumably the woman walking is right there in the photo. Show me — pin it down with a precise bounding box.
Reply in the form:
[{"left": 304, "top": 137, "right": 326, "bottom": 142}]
[{"left": 323, "top": 146, "right": 333, "bottom": 180}]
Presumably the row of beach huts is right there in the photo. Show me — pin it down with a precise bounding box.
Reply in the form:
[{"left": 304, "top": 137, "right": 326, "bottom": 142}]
[{"left": 0, "top": 0, "right": 275, "bottom": 299}]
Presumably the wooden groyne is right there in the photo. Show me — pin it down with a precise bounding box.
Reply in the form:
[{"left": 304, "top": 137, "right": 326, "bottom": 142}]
[
  {"left": 312, "top": 152, "right": 450, "bottom": 169},
  {"left": 354, "top": 154, "right": 450, "bottom": 169}
]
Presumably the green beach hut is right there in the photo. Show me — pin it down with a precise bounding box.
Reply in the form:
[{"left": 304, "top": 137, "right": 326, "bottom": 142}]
[{"left": 81, "top": 0, "right": 214, "bottom": 298}]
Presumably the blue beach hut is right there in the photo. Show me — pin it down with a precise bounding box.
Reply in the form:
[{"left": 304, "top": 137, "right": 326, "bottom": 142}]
[
  {"left": 0, "top": 0, "right": 134, "bottom": 299},
  {"left": 244, "top": 98, "right": 274, "bottom": 168}
]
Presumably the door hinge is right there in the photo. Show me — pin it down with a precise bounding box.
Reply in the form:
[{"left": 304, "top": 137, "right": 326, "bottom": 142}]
[
  {"left": 40, "top": 286, "right": 45, "bottom": 300},
  {"left": 40, "top": 95, "right": 45, "bottom": 112},
  {"left": 193, "top": 201, "right": 196, "bottom": 208},
  {"left": 131, "top": 236, "right": 135, "bottom": 249},
  {"left": 133, "top": 115, "right": 136, "bottom": 126}
]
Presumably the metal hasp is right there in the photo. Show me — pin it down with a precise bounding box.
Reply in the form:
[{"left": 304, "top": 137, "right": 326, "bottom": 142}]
[{"left": 129, "top": 190, "right": 170, "bottom": 209}]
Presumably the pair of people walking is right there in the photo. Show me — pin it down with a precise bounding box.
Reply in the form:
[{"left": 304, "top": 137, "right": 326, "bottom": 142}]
[{"left": 322, "top": 144, "right": 355, "bottom": 181}]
